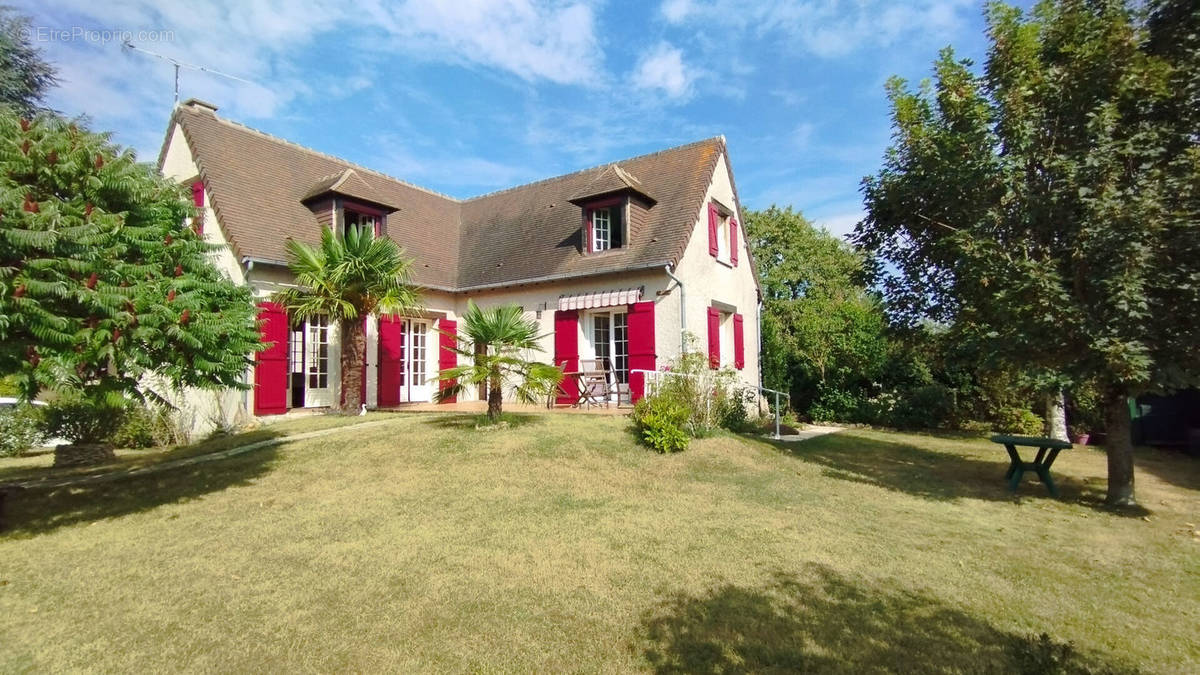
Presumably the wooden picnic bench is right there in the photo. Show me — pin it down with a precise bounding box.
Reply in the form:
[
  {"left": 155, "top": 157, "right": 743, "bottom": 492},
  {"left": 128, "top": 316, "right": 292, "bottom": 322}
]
[{"left": 989, "top": 434, "right": 1073, "bottom": 498}]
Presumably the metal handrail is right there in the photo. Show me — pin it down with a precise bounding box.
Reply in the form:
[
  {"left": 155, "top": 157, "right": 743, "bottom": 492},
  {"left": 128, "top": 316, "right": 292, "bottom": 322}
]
[{"left": 630, "top": 370, "right": 791, "bottom": 440}]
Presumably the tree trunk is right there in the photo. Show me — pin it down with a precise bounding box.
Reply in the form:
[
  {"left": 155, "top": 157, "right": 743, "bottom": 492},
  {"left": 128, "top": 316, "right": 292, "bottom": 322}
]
[
  {"left": 340, "top": 317, "right": 366, "bottom": 414},
  {"left": 487, "top": 372, "right": 503, "bottom": 423},
  {"left": 1103, "top": 390, "right": 1136, "bottom": 506},
  {"left": 1046, "top": 390, "right": 1069, "bottom": 441}
]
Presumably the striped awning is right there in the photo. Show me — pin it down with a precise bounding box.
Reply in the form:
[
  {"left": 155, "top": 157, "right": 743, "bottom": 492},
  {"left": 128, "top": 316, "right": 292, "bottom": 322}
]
[{"left": 558, "top": 287, "right": 643, "bottom": 311}]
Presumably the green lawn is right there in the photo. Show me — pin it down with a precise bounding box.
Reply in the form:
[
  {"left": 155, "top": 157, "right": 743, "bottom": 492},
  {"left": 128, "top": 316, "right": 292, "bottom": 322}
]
[{"left": 1, "top": 414, "right": 1197, "bottom": 673}]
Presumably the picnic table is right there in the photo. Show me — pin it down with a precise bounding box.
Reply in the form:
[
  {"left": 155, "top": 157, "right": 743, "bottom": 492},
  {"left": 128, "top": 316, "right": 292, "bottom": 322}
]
[{"left": 989, "top": 434, "right": 1073, "bottom": 498}]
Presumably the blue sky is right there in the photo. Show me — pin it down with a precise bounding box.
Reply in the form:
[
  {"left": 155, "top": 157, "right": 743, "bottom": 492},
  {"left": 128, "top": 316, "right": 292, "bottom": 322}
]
[{"left": 21, "top": 0, "right": 1030, "bottom": 238}]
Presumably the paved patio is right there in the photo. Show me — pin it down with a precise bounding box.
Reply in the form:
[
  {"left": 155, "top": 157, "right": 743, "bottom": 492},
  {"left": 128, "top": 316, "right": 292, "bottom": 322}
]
[{"left": 378, "top": 401, "right": 633, "bottom": 416}]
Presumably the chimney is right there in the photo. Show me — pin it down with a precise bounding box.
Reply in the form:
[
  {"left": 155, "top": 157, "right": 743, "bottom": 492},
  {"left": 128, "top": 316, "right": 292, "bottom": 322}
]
[{"left": 181, "top": 98, "right": 219, "bottom": 114}]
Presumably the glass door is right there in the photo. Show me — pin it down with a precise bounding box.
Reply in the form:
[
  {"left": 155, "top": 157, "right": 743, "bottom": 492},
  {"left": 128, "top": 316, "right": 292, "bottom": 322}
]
[
  {"left": 304, "top": 316, "right": 333, "bottom": 407},
  {"left": 400, "top": 320, "right": 430, "bottom": 402}
]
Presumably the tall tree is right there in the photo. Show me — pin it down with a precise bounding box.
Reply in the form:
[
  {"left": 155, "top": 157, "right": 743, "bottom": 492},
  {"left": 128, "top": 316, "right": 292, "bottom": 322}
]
[
  {"left": 0, "top": 110, "right": 262, "bottom": 407},
  {"left": 274, "top": 226, "right": 421, "bottom": 414},
  {"left": 855, "top": 0, "right": 1200, "bottom": 505},
  {"left": 433, "top": 301, "right": 562, "bottom": 423},
  {"left": 0, "top": 8, "right": 57, "bottom": 114},
  {"left": 745, "top": 206, "right": 888, "bottom": 415}
]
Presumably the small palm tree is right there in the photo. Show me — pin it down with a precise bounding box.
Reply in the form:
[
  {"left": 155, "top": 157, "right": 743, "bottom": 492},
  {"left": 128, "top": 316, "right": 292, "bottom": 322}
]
[
  {"left": 274, "top": 226, "right": 421, "bottom": 414},
  {"left": 434, "top": 301, "right": 562, "bottom": 423}
]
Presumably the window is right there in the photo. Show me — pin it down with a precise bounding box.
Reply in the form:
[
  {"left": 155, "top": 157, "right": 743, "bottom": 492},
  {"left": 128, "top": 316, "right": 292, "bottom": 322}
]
[
  {"left": 307, "top": 316, "right": 329, "bottom": 389},
  {"left": 707, "top": 201, "right": 738, "bottom": 266},
  {"left": 590, "top": 310, "right": 629, "bottom": 384},
  {"left": 586, "top": 200, "right": 625, "bottom": 253},
  {"left": 344, "top": 209, "right": 379, "bottom": 238}
]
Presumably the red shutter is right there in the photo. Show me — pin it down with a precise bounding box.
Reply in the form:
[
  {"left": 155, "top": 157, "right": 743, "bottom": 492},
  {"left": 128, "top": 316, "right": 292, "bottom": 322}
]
[
  {"left": 706, "top": 306, "right": 720, "bottom": 370},
  {"left": 554, "top": 310, "right": 579, "bottom": 404},
  {"left": 733, "top": 313, "right": 744, "bottom": 370},
  {"left": 377, "top": 315, "right": 403, "bottom": 407},
  {"left": 585, "top": 209, "right": 594, "bottom": 254},
  {"left": 254, "top": 302, "right": 288, "bottom": 416},
  {"left": 191, "top": 181, "right": 205, "bottom": 235},
  {"left": 627, "top": 301, "right": 656, "bottom": 403},
  {"left": 730, "top": 218, "right": 739, "bottom": 267},
  {"left": 707, "top": 203, "right": 719, "bottom": 257},
  {"left": 438, "top": 318, "right": 458, "bottom": 403}
]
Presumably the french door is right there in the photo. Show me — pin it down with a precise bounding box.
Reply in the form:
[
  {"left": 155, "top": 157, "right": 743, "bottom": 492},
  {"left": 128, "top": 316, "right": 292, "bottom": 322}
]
[
  {"left": 402, "top": 320, "right": 429, "bottom": 402},
  {"left": 590, "top": 311, "right": 629, "bottom": 397},
  {"left": 287, "top": 316, "right": 333, "bottom": 408},
  {"left": 379, "top": 317, "right": 430, "bottom": 405}
]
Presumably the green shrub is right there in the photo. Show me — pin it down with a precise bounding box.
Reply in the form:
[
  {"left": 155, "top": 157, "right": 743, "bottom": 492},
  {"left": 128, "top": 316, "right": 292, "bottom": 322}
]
[
  {"left": 890, "top": 384, "right": 956, "bottom": 430},
  {"left": 0, "top": 403, "right": 45, "bottom": 457},
  {"left": 717, "top": 387, "right": 756, "bottom": 433},
  {"left": 808, "top": 385, "right": 862, "bottom": 423},
  {"left": 992, "top": 406, "right": 1045, "bottom": 436},
  {"left": 631, "top": 394, "right": 690, "bottom": 453},
  {"left": 110, "top": 405, "right": 183, "bottom": 449},
  {"left": 40, "top": 398, "right": 127, "bottom": 445}
]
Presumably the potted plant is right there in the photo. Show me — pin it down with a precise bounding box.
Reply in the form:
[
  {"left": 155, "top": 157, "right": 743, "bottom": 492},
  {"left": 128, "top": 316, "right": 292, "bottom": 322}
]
[
  {"left": 1069, "top": 424, "right": 1090, "bottom": 446},
  {"left": 40, "top": 398, "right": 127, "bottom": 467}
]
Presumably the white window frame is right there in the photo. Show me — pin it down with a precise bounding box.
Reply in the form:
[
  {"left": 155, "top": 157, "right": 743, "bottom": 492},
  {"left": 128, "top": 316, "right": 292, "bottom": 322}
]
[
  {"left": 343, "top": 209, "right": 378, "bottom": 238},
  {"left": 592, "top": 207, "right": 611, "bottom": 252},
  {"left": 586, "top": 309, "right": 629, "bottom": 386}
]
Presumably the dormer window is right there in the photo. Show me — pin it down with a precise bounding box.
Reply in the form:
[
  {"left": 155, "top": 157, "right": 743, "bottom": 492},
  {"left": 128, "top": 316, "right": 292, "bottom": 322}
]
[
  {"left": 343, "top": 208, "right": 380, "bottom": 238},
  {"left": 569, "top": 164, "right": 654, "bottom": 255},
  {"left": 587, "top": 200, "right": 625, "bottom": 252}
]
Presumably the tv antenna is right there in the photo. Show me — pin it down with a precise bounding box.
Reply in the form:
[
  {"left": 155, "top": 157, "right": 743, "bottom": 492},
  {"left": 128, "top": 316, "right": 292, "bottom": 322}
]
[{"left": 121, "top": 41, "right": 254, "bottom": 103}]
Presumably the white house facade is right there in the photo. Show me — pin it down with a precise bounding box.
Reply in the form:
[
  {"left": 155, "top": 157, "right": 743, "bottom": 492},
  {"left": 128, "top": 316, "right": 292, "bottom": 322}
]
[{"left": 157, "top": 99, "right": 761, "bottom": 432}]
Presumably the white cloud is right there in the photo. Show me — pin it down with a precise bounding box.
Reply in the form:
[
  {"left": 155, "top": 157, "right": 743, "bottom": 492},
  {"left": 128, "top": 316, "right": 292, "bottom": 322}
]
[
  {"left": 376, "top": 0, "right": 602, "bottom": 86},
  {"left": 658, "top": 0, "right": 974, "bottom": 59},
  {"left": 812, "top": 209, "right": 865, "bottom": 240},
  {"left": 660, "top": 0, "right": 693, "bottom": 22},
  {"left": 791, "top": 122, "right": 815, "bottom": 149},
  {"left": 631, "top": 43, "right": 694, "bottom": 100},
  {"left": 27, "top": 0, "right": 605, "bottom": 158}
]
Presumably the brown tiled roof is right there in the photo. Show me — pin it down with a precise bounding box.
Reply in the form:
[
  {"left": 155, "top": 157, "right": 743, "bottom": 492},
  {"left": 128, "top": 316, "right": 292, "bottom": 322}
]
[
  {"left": 302, "top": 168, "right": 398, "bottom": 211},
  {"left": 164, "top": 103, "right": 727, "bottom": 292},
  {"left": 568, "top": 164, "right": 655, "bottom": 205}
]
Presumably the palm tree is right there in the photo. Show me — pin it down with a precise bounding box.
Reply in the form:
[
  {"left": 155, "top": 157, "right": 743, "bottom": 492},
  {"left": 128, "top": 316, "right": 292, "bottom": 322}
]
[
  {"left": 434, "top": 301, "right": 562, "bottom": 423},
  {"left": 274, "top": 226, "right": 421, "bottom": 414}
]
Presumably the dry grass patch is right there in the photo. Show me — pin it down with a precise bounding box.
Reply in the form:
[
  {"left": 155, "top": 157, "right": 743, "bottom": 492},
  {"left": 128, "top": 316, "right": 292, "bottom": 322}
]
[{"left": 1, "top": 415, "right": 1196, "bottom": 672}]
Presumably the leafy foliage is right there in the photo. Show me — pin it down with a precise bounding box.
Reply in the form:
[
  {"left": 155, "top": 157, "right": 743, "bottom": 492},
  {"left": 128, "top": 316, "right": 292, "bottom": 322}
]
[
  {"left": 745, "top": 206, "right": 889, "bottom": 416},
  {"left": 854, "top": 0, "right": 1200, "bottom": 504},
  {"left": 40, "top": 397, "right": 126, "bottom": 445},
  {"left": 110, "top": 404, "right": 186, "bottom": 448},
  {"left": 631, "top": 394, "right": 690, "bottom": 453},
  {"left": 274, "top": 226, "right": 421, "bottom": 413},
  {"left": 0, "top": 8, "right": 57, "bottom": 114},
  {"left": 0, "top": 109, "right": 263, "bottom": 409},
  {"left": 433, "top": 301, "right": 562, "bottom": 423},
  {"left": 0, "top": 402, "right": 43, "bottom": 456}
]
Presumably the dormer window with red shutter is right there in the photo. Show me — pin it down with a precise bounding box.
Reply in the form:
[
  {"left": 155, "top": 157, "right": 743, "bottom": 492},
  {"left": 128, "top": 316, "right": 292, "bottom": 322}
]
[
  {"left": 584, "top": 198, "right": 626, "bottom": 253},
  {"left": 300, "top": 168, "right": 398, "bottom": 240},
  {"left": 568, "top": 163, "right": 655, "bottom": 255},
  {"left": 343, "top": 207, "right": 381, "bottom": 238}
]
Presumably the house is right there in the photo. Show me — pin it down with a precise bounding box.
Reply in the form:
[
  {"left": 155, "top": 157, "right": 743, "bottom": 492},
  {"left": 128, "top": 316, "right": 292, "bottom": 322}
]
[{"left": 157, "top": 99, "right": 761, "bottom": 431}]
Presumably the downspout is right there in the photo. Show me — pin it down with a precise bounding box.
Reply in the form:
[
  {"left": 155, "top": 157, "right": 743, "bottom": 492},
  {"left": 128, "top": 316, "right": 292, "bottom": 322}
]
[
  {"left": 242, "top": 258, "right": 255, "bottom": 413},
  {"left": 664, "top": 264, "right": 687, "bottom": 354}
]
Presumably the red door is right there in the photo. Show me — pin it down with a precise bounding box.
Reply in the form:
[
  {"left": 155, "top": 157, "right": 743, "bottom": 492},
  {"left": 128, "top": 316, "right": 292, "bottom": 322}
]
[
  {"left": 377, "top": 315, "right": 405, "bottom": 407},
  {"left": 254, "top": 302, "right": 289, "bottom": 415}
]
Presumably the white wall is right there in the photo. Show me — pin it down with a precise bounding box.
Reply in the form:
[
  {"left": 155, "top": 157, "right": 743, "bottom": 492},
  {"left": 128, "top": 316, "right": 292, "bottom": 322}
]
[
  {"left": 157, "top": 120, "right": 253, "bottom": 437},
  {"left": 668, "top": 151, "right": 762, "bottom": 391}
]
